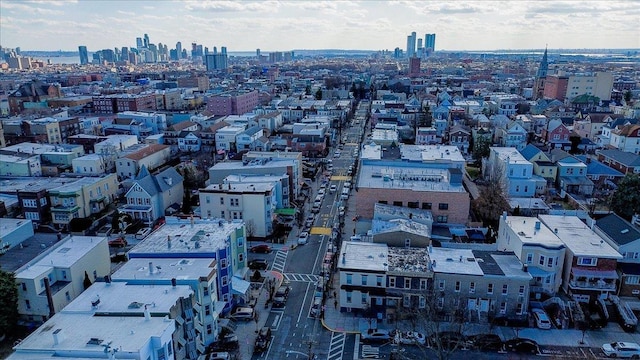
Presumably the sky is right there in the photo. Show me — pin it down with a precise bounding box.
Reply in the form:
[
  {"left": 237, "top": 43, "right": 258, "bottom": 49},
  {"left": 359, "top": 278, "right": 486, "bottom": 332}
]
[{"left": 1, "top": 0, "right": 639, "bottom": 52}]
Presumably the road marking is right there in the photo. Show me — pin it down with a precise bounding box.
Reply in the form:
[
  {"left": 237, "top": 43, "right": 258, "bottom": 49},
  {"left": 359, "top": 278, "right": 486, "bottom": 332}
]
[
  {"left": 327, "top": 332, "right": 346, "bottom": 360},
  {"left": 297, "top": 282, "right": 312, "bottom": 324},
  {"left": 310, "top": 227, "right": 332, "bottom": 235},
  {"left": 271, "top": 314, "right": 281, "bottom": 330},
  {"left": 283, "top": 273, "right": 320, "bottom": 282},
  {"left": 272, "top": 250, "right": 288, "bottom": 273}
]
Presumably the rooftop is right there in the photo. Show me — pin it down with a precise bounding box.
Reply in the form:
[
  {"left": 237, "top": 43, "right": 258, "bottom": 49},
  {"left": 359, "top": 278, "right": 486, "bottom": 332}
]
[
  {"left": 538, "top": 215, "right": 622, "bottom": 259},
  {"left": 63, "top": 281, "right": 193, "bottom": 315},
  {"left": 127, "top": 217, "right": 244, "bottom": 257},
  {"left": 111, "top": 258, "right": 218, "bottom": 282},
  {"left": 429, "top": 247, "right": 484, "bottom": 276},
  {"left": 387, "top": 247, "right": 432, "bottom": 275},
  {"left": 503, "top": 216, "right": 564, "bottom": 249},
  {"left": 491, "top": 147, "right": 531, "bottom": 164},
  {"left": 15, "top": 236, "right": 107, "bottom": 279},
  {"left": 338, "top": 241, "right": 388, "bottom": 272},
  {"left": 49, "top": 175, "right": 113, "bottom": 194},
  {"left": 358, "top": 164, "right": 465, "bottom": 192},
  {"left": 399, "top": 144, "right": 466, "bottom": 163}
]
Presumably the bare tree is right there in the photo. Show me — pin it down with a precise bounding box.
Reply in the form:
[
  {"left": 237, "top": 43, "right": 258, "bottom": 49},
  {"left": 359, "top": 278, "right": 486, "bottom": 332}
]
[{"left": 474, "top": 159, "right": 510, "bottom": 228}]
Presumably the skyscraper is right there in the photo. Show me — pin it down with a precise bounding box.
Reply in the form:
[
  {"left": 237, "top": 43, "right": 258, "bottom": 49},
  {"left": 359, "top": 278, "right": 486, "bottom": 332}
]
[
  {"left": 176, "top": 42, "right": 182, "bottom": 59},
  {"left": 425, "top": 33, "right": 436, "bottom": 55},
  {"left": 136, "top": 37, "right": 143, "bottom": 50},
  {"left": 256, "top": 48, "right": 261, "bottom": 57},
  {"left": 406, "top": 32, "right": 417, "bottom": 58},
  {"left": 143, "top": 33, "right": 149, "bottom": 48},
  {"left": 78, "top": 45, "right": 89, "bottom": 65}
]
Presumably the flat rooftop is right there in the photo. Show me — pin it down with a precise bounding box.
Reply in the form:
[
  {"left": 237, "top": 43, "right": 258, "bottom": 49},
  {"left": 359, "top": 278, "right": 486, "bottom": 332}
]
[
  {"left": 338, "top": 241, "right": 388, "bottom": 272},
  {"left": 0, "top": 177, "right": 79, "bottom": 193},
  {"left": 429, "top": 247, "right": 484, "bottom": 276},
  {"left": 400, "top": 144, "right": 465, "bottom": 163},
  {"left": 64, "top": 281, "right": 193, "bottom": 315},
  {"left": 0, "top": 218, "right": 32, "bottom": 234},
  {"left": 128, "top": 217, "right": 243, "bottom": 257},
  {"left": 504, "top": 216, "right": 565, "bottom": 249},
  {"left": 387, "top": 247, "right": 432, "bottom": 275},
  {"left": 15, "top": 236, "right": 107, "bottom": 279},
  {"left": 12, "top": 312, "right": 173, "bottom": 354},
  {"left": 1, "top": 143, "right": 71, "bottom": 155},
  {"left": 358, "top": 164, "right": 465, "bottom": 192},
  {"left": 48, "top": 175, "right": 111, "bottom": 194},
  {"left": 491, "top": 147, "right": 531, "bottom": 164},
  {"left": 538, "top": 215, "right": 623, "bottom": 259},
  {"left": 210, "top": 158, "right": 296, "bottom": 171},
  {"left": 202, "top": 182, "right": 274, "bottom": 193},
  {"left": 111, "top": 258, "right": 217, "bottom": 282}
]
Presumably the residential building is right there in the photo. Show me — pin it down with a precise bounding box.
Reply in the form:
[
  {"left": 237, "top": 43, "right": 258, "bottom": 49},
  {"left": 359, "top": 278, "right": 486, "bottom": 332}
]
[
  {"left": 236, "top": 126, "right": 265, "bottom": 151},
  {"left": 609, "top": 124, "right": 640, "bottom": 154},
  {"left": 163, "top": 121, "right": 200, "bottom": 148},
  {"left": 495, "top": 121, "right": 527, "bottom": 150},
  {"left": 599, "top": 118, "right": 639, "bottom": 148},
  {"left": 447, "top": 125, "right": 471, "bottom": 154},
  {"left": 497, "top": 215, "right": 566, "bottom": 296},
  {"left": 92, "top": 93, "right": 156, "bottom": 113},
  {"left": 486, "top": 147, "right": 540, "bottom": 197},
  {"left": 575, "top": 155, "right": 625, "bottom": 187},
  {"left": 543, "top": 75, "right": 569, "bottom": 101},
  {"left": 116, "top": 143, "right": 171, "bottom": 179},
  {"left": 8, "top": 80, "right": 62, "bottom": 115},
  {"left": 416, "top": 127, "right": 439, "bottom": 145},
  {"left": 338, "top": 241, "right": 389, "bottom": 315},
  {"left": 565, "top": 72, "right": 614, "bottom": 101},
  {"left": 72, "top": 154, "right": 108, "bottom": 175},
  {"left": 371, "top": 203, "right": 433, "bottom": 248},
  {"left": 597, "top": 149, "right": 640, "bottom": 175},
  {"left": 0, "top": 154, "right": 41, "bottom": 176},
  {"left": 540, "top": 119, "right": 571, "bottom": 150},
  {"left": 178, "top": 131, "right": 202, "bottom": 152},
  {"left": 48, "top": 174, "right": 119, "bottom": 228},
  {"left": 14, "top": 235, "right": 111, "bottom": 324},
  {"left": 255, "top": 111, "right": 283, "bottom": 133},
  {"left": 520, "top": 144, "right": 557, "bottom": 186},
  {"left": 0, "top": 218, "right": 34, "bottom": 252},
  {"left": 199, "top": 182, "right": 276, "bottom": 238},
  {"left": 550, "top": 149, "right": 593, "bottom": 196},
  {"left": 121, "top": 166, "right": 184, "bottom": 226},
  {"left": 539, "top": 215, "right": 623, "bottom": 303},
  {"left": 215, "top": 125, "right": 245, "bottom": 153},
  {"left": 206, "top": 91, "right": 259, "bottom": 116}
]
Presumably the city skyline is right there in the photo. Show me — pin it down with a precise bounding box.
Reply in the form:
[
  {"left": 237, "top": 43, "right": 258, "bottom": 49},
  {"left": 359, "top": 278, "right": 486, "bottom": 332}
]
[{"left": 1, "top": 0, "right": 639, "bottom": 52}]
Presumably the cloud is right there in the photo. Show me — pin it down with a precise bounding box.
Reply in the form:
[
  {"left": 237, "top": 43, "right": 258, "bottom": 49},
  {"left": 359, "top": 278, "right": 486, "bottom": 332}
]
[
  {"left": 184, "top": 0, "right": 279, "bottom": 13},
  {"left": 0, "top": 1, "right": 64, "bottom": 15}
]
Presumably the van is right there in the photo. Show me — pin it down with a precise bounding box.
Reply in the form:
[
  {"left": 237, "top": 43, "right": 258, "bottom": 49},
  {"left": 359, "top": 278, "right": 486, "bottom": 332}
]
[
  {"left": 532, "top": 308, "right": 552, "bottom": 330},
  {"left": 341, "top": 187, "right": 349, "bottom": 195},
  {"left": 230, "top": 307, "right": 255, "bottom": 321},
  {"left": 310, "top": 297, "right": 323, "bottom": 318}
]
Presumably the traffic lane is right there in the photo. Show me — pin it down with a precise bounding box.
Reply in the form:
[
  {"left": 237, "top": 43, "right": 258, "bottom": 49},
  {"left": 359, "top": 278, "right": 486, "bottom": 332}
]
[{"left": 285, "top": 234, "right": 324, "bottom": 274}]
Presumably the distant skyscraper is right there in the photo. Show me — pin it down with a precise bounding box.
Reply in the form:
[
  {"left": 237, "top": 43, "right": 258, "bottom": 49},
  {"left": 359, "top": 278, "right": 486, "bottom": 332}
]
[
  {"left": 425, "top": 33, "right": 436, "bottom": 54},
  {"left": 394, "top": 47, "right": 402, "bottom": 59},
  {"left": 143, "top": 33, "right": 149, "bottom": 48},
  {"left": 406, "top": 32, "right": 417, "bottom": 58},
  {"left": 176, "top": 42, "right": 182, "bottom": 58},
  {"left": 205, "top": 45, "right": 228, "bottom": 71},
  {"left": 78, "top": 45, "right": 89, "bottom": 65},
  {"left": 136, "top": 37, "right": 143, "bottom": 50},
  {"left": 256, "top": 48, "right": 261, "bottom": 57},
  {"left": 121, "top": 47, "right": 129, "bottom": 62}
]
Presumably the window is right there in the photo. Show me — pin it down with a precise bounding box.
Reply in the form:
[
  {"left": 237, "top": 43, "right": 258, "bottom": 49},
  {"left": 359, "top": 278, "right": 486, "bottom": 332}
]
[
  {"left": 221, "top": 258, "right": 227, "bottom": 268},
  {"left": 206, "top": 196, "right": 211, "bottom": 204},
  {"left": 422, "top": 202, "right": 432, "bottom": 210},
  {"left": 547, "top": 257, "right": 553, "bottom": 268},
  {"left": 578, "top": 257, "right": 597, "bottom": 266},
  {"left": 393, "top": 201, "right": 403, "bottom": 207},
  {"left": 419, "top": 296, "right": 426, "bottom": 309},
  {"left": 205, "top": 305, "right": 211, "bottom": 316},
  {"left": 420, "top": 279, "right": 428, "bottom": 290},
  {"left": 376, "top": 276, "right": 383, "bottom": 287},
  {"left": 403, "top": 294, "right": 410, "bottom": 307},
  {"left": 518, "top": 285, "right": 525, "bottom": 296},
  {"left": 516, "top": 303, "right": 523, "bottom": 315},
  {"left": 22, "top": 199, "right": 37, "bottom": 207},
  {"left": 469, "top": 282, "right": 475, "bottom": 294},
  {"left": 522, "top": 168, "right": 527, "bottom": 176},
  {"left": 346, "top": 273, "right": 352, "bottom": 285},
  {"left": 220, "top": 197, "right": 224, "bottom": 205},
  {"left": 25, "top": 300, "right": 31, "bottom": 309},
  {"left": 438, "top": 280, "right": 445, "bottom": 291},
  {"left": 346, "top": 291, "right": 352, "bottom": 303},
  {"left": 625, "top": 276, "right": 639, "bottom": 285},
  {"left": 526, "top": 253, "right": 533, "bottom": 264},
  {"left": 487, "top": 283, "right": 494, "bottom": 294},
  {"left": 21, "top": 283, "right": 26, "bottom": 291},
  {"left": 206, "top": 324, "right": 212, "bottom": 334},
  {"left": 238, "top": 253, "right": 244, "bottom": 262},
  {"left": 502, "top": 284, "right": 508, "bottom": 295},
  {"left": 389, "top": 277, "right": 396, "bottom": 288},
  {"left": 437, "top": 297, "right": 444, "bottom": 309},
  {"left": 454, "top": 281, "right": 461, "bottom": 292},
  {"left": 539, "top": 255, "right": 546, "bottom": 266},
  {"left": 438, "top": 203, "right": 449, "bottom": 210},
  {"left": 221, "top": 211, "right": 225, "bottom": 218},
  {"left": 361, "top": 294, "right": 367, "bottom": 304},
  {"left": 93, "top": 270, "right": 97, "bottom": 280},
  {"left": 436, "top": 215, "right": 448, "bottom": 223},
  {"left": 408, "top": 201, "right": 418, "bottom": 209},
  {"left": 404, "top": 278, "right": 411, "bottom": 289},
  {"left": 204, "top": 286, "right": 209, "bottom": 296},
  {"left": 500, "top": 302, "right": 507, "bottom": 314},
  {"left": 361, "top": 275, "right": 368, "bottom": 286}
]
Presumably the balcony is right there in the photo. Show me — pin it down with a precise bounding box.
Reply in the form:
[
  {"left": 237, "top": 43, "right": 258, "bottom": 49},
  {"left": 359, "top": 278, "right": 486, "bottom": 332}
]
[{"left": 569, "top": 279, "right": 616, "bottom": 291}]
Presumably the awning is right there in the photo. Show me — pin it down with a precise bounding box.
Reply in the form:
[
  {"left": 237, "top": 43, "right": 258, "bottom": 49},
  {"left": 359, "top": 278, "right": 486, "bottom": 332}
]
[
  {"left": 527, "top": 266, "right": 554, "bottom": 277},
  {"left": 231, "top": 276, "right": 251, "bottom": 295},
  {"left": 275, "top": 208, "right": 296, "bottom": 216},
  {"left": 571, "top": 268, "right": 618, "bottom": 279}
]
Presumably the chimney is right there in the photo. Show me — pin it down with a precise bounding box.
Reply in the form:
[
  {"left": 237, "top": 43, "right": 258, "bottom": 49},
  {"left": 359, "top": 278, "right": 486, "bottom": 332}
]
[
  {"left": 52, "top": 328, "right": 63, "bottom": 345},
  {"left": 535, "top": 221, "right": 541, "bottom": 230},
  {"left": 432, "top": 260, "right": 436, "bottom": 268},
  {"left": 428, "top": 243, "right": 433, "bottom": 253},
  {"left": 190, "top": 214, "right": 194, "bottom": 227},
  {"left": 167, "top": 235, "right": 171, "bottom": 249},
  {"left": 171, "top": 278, "right": 177, "bottom": 287},
  {"left": 554, "top": 228, "right": 558, "bottom": 234},
  {"left": 144, "top": 305, "right": 151, "bottom": 321},
  {"left": 590, "top": 220, "right": 596, "bottom": 231},
  {"left": 502, "top": 211, "right": 507, "bottom": 220},
  {"left": 523, "top": 264, "right": 528, "bottom": 272},
  {"left": 148, "top": 262, "right": 153, "bottom": 275}
]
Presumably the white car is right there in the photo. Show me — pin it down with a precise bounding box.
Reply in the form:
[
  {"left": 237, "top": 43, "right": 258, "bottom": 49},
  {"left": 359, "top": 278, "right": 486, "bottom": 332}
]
[
  {"left": 333, "top": 151, "right": 341, "bottom": 158},
  {"left": 298, "top": 232, "right": 309, "bottom": 245},
  {"left": 318, "top": 188, "right": 326, "bottom": 196},
  {"left": 329, "top": 184, "right": 338, "bottom": 193},
  {"left": 531, "top": 308, "right": 552, "bottom": 330},
  {"left": 394, "top": 331, "right": 426, "bottom": 345},
  {"left": 135, "top": 227, "right": 151, "bottom": 239},
  {"left": 602, "top": 342, "right": 640, "bottom": 358}
]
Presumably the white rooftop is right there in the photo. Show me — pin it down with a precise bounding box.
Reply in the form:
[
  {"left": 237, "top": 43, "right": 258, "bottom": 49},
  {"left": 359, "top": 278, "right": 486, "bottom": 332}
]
[
  {"left": 11, "top": 312, "right": 173, "bottom": 355},
  {"left": 16, "top": 236, "right": 107, "bottom": 279},
  {"left": 429, "top": 248, "right": 483, "bottom": 276},
  {"left": 358, "top": 164, "right": 465, "bottom": 192},
  {"left": 0, "top": 177, "right": 78, "bottom": 193},
  {"left": 338, "top": 241, "right": 388, "bottom": 272},
  {"left": 0, "top": 218, "right": 32, "bottom": 234},
  {"left": 128, "top": 217, "right": 243, "bottom": 256},
  {"left": 361, "top": 143, "right": 382, "bottom": 160},
  {"left": 111, "top": 258, "right": 217, "bottom": 282},
  {"left": 49, "top": 176, "right": 110, "bottom": 194},
  {"left": 64, "top": 281, "right": 193, "bottom": 315},
  {"left": 504, "top": 216, "right": 565, "bottom": 249},
  {"left": 491, "top": 147, "right": 531, "bottom": 164},
  {"left": 538, "top": 215, "right": 623, "bottom": 259},
  {"left": 400, "top": 144, "right": 465, "bottom": 163},
  {"left": 203, "top": 182, "right": 274, "bottom": 193}
]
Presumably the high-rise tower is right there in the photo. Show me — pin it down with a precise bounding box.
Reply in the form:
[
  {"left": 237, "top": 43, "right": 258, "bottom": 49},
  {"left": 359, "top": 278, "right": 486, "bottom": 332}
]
[
  {"left": 176, "top": 42, "right": 182, "bottom": 59},
  {"left": 78, "top": 45, "right": 89, "bottom": 65},
  {"left": 425, "top": 33, "right": 436, "bottom": 55},
  {"left": 406, "top": 32, "right": 417, "bottom": 58}
]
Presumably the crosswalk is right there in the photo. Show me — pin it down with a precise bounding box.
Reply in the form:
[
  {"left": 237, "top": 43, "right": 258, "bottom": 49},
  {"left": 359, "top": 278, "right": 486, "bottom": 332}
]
[
  {"left": 271, "top": 250, "right": 288, "bottom": 273},
  {"left": 283, "top": 273, "right": 320, "bottom": 283},
  {"left": 327, "top": 332, "right": 346, "bottom": 360}
]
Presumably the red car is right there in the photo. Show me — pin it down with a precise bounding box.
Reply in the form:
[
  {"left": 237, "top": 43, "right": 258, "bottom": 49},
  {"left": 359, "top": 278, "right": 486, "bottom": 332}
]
[
  {"left": 250, "top": 245, "right": 272, "bottom": 253},
  {"left": 108, "top": 237, "right": 128, "bottom": 248}
]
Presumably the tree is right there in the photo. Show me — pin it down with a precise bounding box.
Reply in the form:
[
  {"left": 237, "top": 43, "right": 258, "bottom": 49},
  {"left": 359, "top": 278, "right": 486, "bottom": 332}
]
[
  {"left": 111, "top": 211, "right": 121, "bottom": 233},
  {"left": 245, "top": 219, "right": 257, "bottom": 240},
  {"left": 471, "top": 137, "right": 491, "bottom": 168},
  {"left": 569, "top": 133, "right": 582, "bottom": 154},
  {"left": 315, "top": 88, "right": 323, "bottom": 100},
  {"left": 305, "top": 85, "right": 312, "bottom": 96},
  {"left": 610, "top": 174, "right": 640, "bottom": 220},
  {"left": 624, "top": 90, "right": 632, "bottom": 103},
  {"left": 181, "top": 188, "right": 192, "bottom": 214},
  {"left": 474, "top": 160, "right": 510, "bottom": 228},
  {"left": 83, "top": 271, "right": 92, "bottom": 290},
  {"left": 0, "top": 270, "right": 18, "bottom": 338}
]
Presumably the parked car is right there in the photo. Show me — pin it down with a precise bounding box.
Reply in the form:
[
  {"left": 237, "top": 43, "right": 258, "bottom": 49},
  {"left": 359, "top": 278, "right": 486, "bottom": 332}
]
[
  {"left": 393, "top": 331, "right": 426, "bottom": 345},
  {"left": 135, "top": 227, "right": 151, "bottom": 239},
  {"left": 229, "top": 307, "right": 255, "bottom": 321},
  {"left": 97, "top": 225, "right": 113, "bottom": 236},
  {"left": 249, "top": 244, "right": 272, "bottom": 253},
  {"left": 248, "top": 259, "right": 268, "bottom": 270},
  {"left": 469, "top": 334, "right": 503, "bottom": 351},
  {"left": 602, "top": 342, "right": 640, "bottom": 358},
  {"left": 503, "top": 338, "right": 540, "bottom": 354},
  {"left": 318, "top": 188, "right": 326, "bottom": 196},
  {"left": 298, "top": 231, "right": 309, "bottom": 245},
  {"left": 310, "top": 296, "right": 323, "bottom": 318},
  {"left": 273, "top": 286, "right": 291, "bottom": 308},
  {"left": 208, "top": 334, "right": 239, "bottom": 352},
  {"left": 305, "top": 215, "right": 315, "bottom": 228},
  {"left": 254, "top": 327, "right": 272, "bottom": 354},
  {"left": 206, "top": 352, "right": 231, "bottom": 360},
  {"left": 428, "top": 332, "right": 470, "bottom": 350},
  {"left": 338, "top": 206, "right": 345, "bottom": 217},
  {"left": 108, "top": 237, "right": 128, "bottom": 248},
  {"left": 361, "top": 329, "right": 392, "bottom": 344},
  {"left": 532, "top": 308, "right": 552, "bottom": 330}
]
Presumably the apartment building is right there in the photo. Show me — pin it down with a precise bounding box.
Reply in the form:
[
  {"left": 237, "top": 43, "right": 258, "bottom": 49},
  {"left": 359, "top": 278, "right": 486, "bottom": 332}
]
[
  {"left": 116, "top": 143, "right": 171, "bottom": 179},
  {"left": 338, "top": 241, "right": 389, "bottom": 315},
  {"left": 497, "top": 215, "right": 566, "bottom": 297},
  {"left": 487, "top": 147, "right": 541, "bottom": 197},
  {"left": 14, "top": 235, "right": 111, "bottom": 324},
  {"left": 121, "top": 167, "right": 184, "bottom": 226}
]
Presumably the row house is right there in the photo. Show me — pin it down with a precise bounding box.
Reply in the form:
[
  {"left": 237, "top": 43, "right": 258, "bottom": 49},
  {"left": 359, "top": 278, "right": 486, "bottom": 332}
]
[
  {"left": 487, "top": 147, "right": 541, "bottom": 197},
  {"left": 199, "top": 120, "right": 229, "bottom": 151},
  {"left": 255, "top": 111, "right": 283, "bottom": 133},
  {"left": 199, "top": 182, "right": 276, "bottom": 238},
  {"left": 215, "top": 125, "right": 246, "bottom": 153},
  {"left": 236, "top": 126, "right": 265, "bottom": 152},
  {"left": 48, "top": 174, "right": 119, "bottom": 229},
  {"left": 572, "top": 113, "right": 618, "bottom": 142},
  {"left": 494, "top": 121, "right": 527, "bottom": 151},
  {"left": 520, "top": 144, "right": 557, "bottom": 186},
  {"left": 121, "top": 166, "right": 183, "bottom": 226},
  {"left": 116, "top": 143, "right": 171, "bottom": 179},
  {"left": 539, "top": 215, "right": 622, "bottom": 303},
  {"left": 540, "top": 119, "right": 571, "bottom": 150},
  {"left": 206, "top": 91, "right": 260, "bottom": 116},
  {"left": 597, "top": 149, "right": 640, "bottom": 175},
  {"left": 92, "top": 93, "right": 156, "bottom": 114},
  {"left": 416, "top": 127, "right": 439, "bottom": 145},
  {"left": 550, "top": 149, "right": 593, "bottom": 196},
  {"left": 163, "top": 121, "right": 200, "bottom": 147},
  {"left": 609, "top": 124, "right": 640, "bottom": 154},
  {"left": 599, "top": 118, "right": 639, "bottom": 148},
  {"left": 178, "top": 131, "right": 202, "bottom": 153},
  {"left": 447, "top": 125, "right": 471, "bottom": 154},
  {"left": 575, "top": 155, "right": 625, "bottom": 187},
  {"left": 594, "top": 214, "right": 640, "bottom": 298}
]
